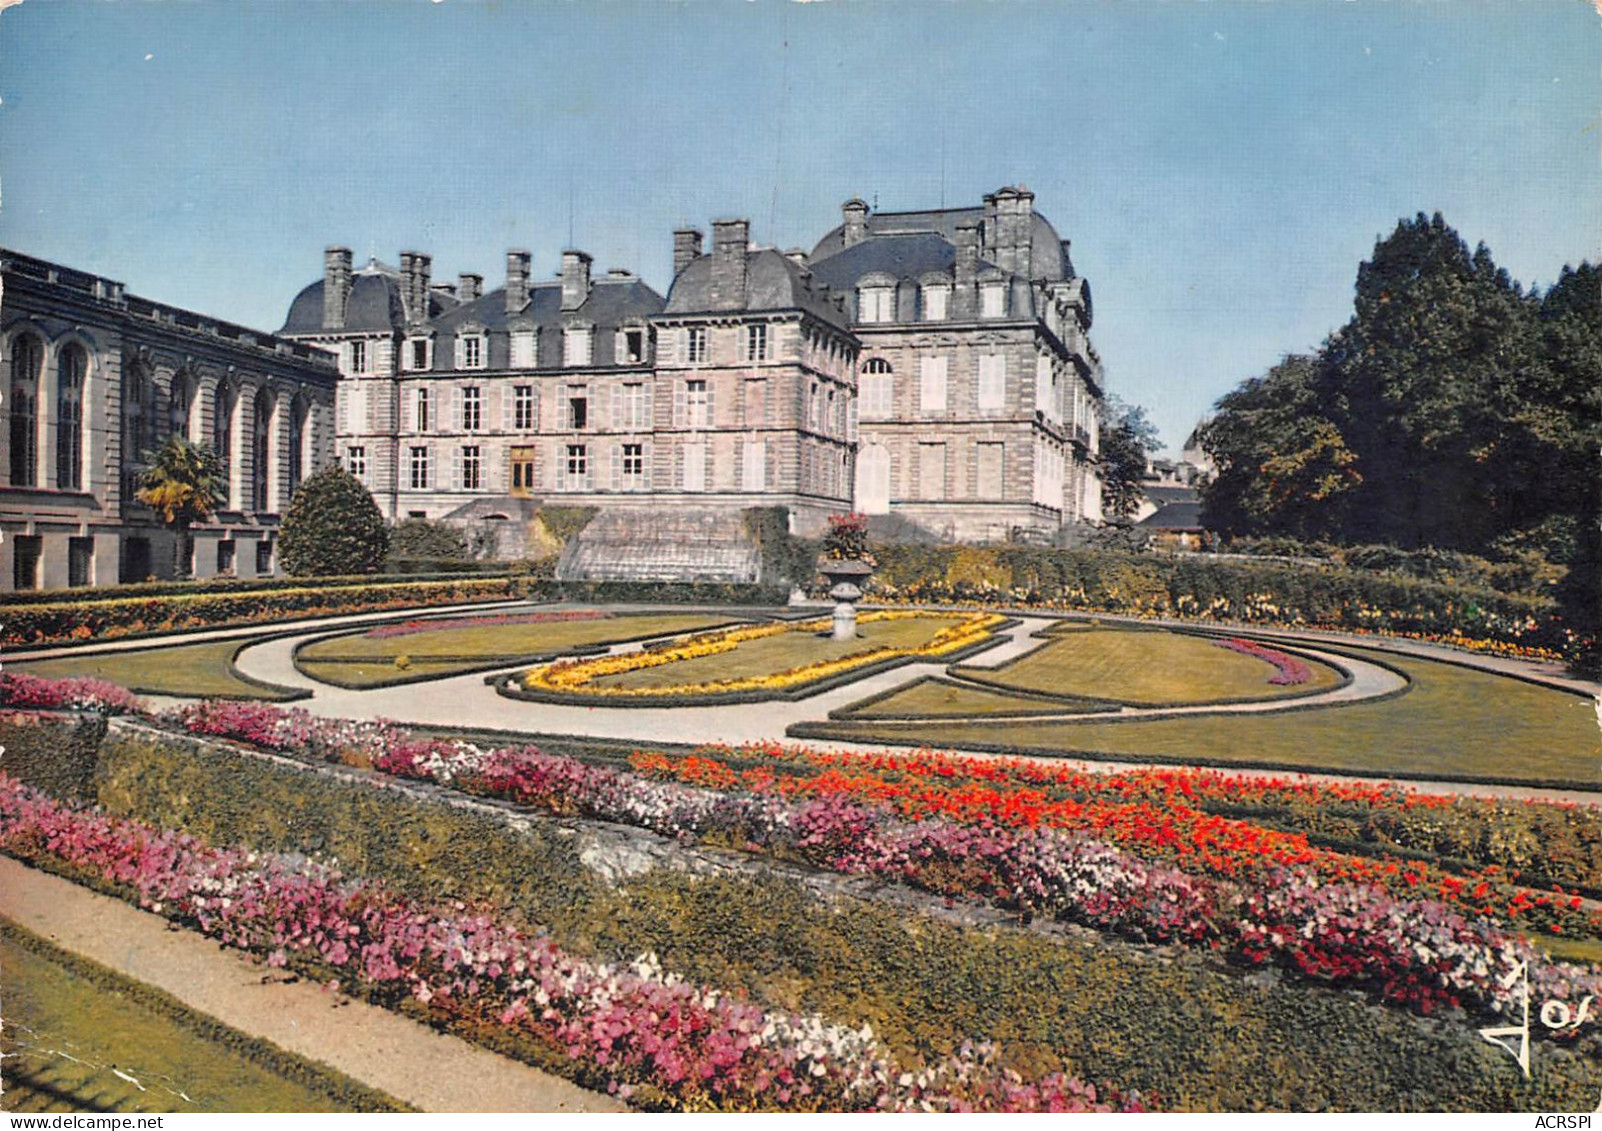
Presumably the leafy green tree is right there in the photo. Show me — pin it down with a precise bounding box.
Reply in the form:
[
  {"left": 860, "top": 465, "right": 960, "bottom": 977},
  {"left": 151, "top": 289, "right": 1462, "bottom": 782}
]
[
  {"left": 278, "top": 465, "right": 390, "bottom": 576},
  {"left": 135, "top": 436, "right": 225, "bottom": 580},
  {"left": 1198, "top": 356, "right": 1359, "bottom": 539},
  {"left": 1099, "top": 397, "right": 1163, "bottom": 521}
]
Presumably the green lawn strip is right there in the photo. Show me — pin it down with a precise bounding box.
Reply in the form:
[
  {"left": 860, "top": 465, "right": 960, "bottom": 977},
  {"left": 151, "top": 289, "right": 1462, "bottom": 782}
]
[
  {"left": 791, "top": 645, "right": 1602, "bottom": 788},
  {"left": 951, "top": 627, "right": 1345, "bottom": 707},
  {"left": 834, "top": 675, "right": 1118, "bottom": 719},
  {"left": 0, "top": 918, "right": 409, "bottom": 1113},
  {"left": 8, "top": 639, "right": 307, "bottom": 702},
  {"left": 592, "top": 615, "right": 966, "bottom": 691},
  {"left": 65, "top": 722, "right": 1599, "bottom": 1111},
  {"left": 293, "top": 613, "right": 740, "bottom": 689}
]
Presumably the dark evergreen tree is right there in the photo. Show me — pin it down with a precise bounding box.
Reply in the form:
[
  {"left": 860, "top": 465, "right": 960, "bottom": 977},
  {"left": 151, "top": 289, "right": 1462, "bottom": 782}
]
[{"left": 278, "top": 465, "right": 390, "bottom": 576}]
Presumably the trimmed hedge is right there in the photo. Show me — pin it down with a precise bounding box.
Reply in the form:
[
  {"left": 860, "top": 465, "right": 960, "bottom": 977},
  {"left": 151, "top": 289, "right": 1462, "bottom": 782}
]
[
  {"left": 0, "top": 577, "right": 533, "bottom": 649},
  {"left": 4, "top": 712, "right": 1593, "bottom": 1111},
  {"left": 0, "top": 569, "right": 525, "bottom": 609},
  {"left": 867, "top": 544, "right": 1566, "bottom": 655},
  {"left": 527, "top": 579, "right": 789, "bottom": 606}
]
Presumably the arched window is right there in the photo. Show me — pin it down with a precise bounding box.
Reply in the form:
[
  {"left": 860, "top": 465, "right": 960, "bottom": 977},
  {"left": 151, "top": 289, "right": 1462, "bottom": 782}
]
[
  {"left": 288, "top": 392, "right": 310, "bottom": 497},
  {"left": 8, "top": 334, "right": 42, "bottom": 487},
  {"left": 169, "top": 371, "right": 195, "bottom": 441},
  {"left": 56, "top": 342, "right": 87, "bottom": 490},
  {"left": 214, "top": 380, "right": 237, "bottom": 508},
  {"left": 125, "top": 363, "right": 154, "bottom": 463},
  {"left": 859, "top": 357, "right": 894, "bottom": 420},
  {"left": 252, "top": 388, "right": 274, "bottom": 512},
  {"left": 855, "top": 443, "right": 891, "bottom": 515}
]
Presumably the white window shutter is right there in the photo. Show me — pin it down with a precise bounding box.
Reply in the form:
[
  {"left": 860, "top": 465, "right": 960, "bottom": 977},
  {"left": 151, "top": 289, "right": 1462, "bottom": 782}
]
[
  {"left": 448, "top": 388, "right": 460, "bottom": 432},
  {"left": 375, "top": 339, "right": 394, "bottom": 375},
  {"left": 501, "top": 386, "right": 513, "bottom": 431},
  {"left": 336, "top": 386, "right": 350, "bottom": 434},
  {"left": 453, "top": 336, "right": 465, "bottom": 370},
  {"left": 643, "top": 382, "right": 654, "bottom": 429},
  {"left": 451, "top": 446, "right": 463, "bottom": 489},
  {"left": 705, "top": 379, "right": 716, "bottom": 428},
  {"left": 673, "top": 381, "right": 686, "bottom": 428},
  {"left": 610, "top": 444, "right": 622, "bottom": 491}
]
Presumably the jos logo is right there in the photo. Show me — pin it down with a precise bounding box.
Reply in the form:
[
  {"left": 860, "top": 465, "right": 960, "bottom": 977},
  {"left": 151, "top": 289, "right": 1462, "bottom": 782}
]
[{"left": 1479, "top": 959, "right": 1597, "bottom": 1080}]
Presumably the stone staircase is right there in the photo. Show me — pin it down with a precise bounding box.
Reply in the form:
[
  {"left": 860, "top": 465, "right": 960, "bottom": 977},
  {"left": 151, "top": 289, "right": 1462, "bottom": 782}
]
[{"left": 556, "top": 507, "right": 762, "bottom": 584}]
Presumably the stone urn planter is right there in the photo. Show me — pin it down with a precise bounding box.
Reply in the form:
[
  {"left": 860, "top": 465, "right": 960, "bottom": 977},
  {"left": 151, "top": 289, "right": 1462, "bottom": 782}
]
[{"left": 817, "top": 557, "right": 875, "bottom": 641}]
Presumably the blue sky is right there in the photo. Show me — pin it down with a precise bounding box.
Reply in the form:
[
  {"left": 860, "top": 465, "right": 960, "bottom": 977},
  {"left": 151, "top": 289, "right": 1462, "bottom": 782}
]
[{"left": 2, "top": 1, "right": 1596, "bottom": 453}]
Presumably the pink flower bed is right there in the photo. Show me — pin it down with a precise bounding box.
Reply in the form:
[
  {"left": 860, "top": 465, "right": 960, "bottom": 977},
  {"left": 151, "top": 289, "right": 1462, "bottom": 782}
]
[
  {"left": 0, "top": 672, "right": 141, "bottom": 714},
  {"left": 367, "top": 610, "right": 610, "bottom": 640},
  {"left": 0, "top": 775, "right": 1141, "bottom": 1112},
  {"left": 1215, "top": 637, "right": 1314, "bottom": 686}
]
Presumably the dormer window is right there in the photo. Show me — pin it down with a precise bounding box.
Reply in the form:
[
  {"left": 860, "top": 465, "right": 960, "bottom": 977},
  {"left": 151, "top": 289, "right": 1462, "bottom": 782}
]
[
  {"left": 564, "top": 326, "right": 592, "bottom": 367},
  {"left": 859, "top": 284, "right": 896, "bottom": 324},
  {"left": 405, "top": 337, "right": 433, "bottom": 372},
  {"left": 509, "top": 329, "right": 536, "bottom": 369},
  {"left": 980, "top": 279, "right": 1006, "bottom": 319},
  {"left": 347, "top": 340, "right": 369, "bottom": 375},
  {"left": 621, "top": 327, "right": 646, "bottom": 365},
  {"left": 457, "top": 332, "right": 486, "bottom": 370},
  {"left": 922, "top": 282, "right": 951, "bottom": 321}
]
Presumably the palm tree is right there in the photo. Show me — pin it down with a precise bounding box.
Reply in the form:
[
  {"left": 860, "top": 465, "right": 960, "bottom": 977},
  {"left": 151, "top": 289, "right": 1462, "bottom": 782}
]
[{"left": 136, "top": 436, "right": 225, "bottom": 580}]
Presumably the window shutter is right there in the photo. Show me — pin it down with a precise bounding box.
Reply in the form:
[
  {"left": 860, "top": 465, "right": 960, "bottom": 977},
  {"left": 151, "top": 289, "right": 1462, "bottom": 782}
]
[
  {"left": 502, "top": 386, "right": 514, "bottom": 431},
  {"left": 453, "top": 336, "right": 465, "bottom": 370},
  {"left": 337, "top": 387, "right": 349, "bottom": 434},
  {"left": 451, "top": 446, "right": 463, "bottom": 490},
  {"left": 643, "top": 382, "right": 655, "bottom": 429},
  {"left": 673, "top": 381, "right": 686, "bottom": 428},
  {"left": 610, "top": 444, "right": 622, "bottom": 491},
  {"left": 554, "top": 443, "right": 566, "bottom": 491},
  {"left": 448, "top": 388, "right": 460, "bottom": 431},
  {"left": 705, "top": 379, "right": 716, "bottom": 428},
  {"left": 375, "top": 339, "right": 394, "bottom": 376}
]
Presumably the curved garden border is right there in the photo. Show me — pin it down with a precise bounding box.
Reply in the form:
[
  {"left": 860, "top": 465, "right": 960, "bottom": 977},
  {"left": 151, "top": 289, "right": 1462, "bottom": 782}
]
[
  {"left": 494, "top": 618, "right": 1020, "bottom": 708},
  {"left": 827, "top": 675, "right": 1124, "bottom": 721},
  {"left": 289, "top": 615, "right": 755, "bottom": 691}
]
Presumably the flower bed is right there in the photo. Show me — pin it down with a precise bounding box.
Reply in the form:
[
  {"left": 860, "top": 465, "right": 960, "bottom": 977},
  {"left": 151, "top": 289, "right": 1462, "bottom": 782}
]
[
  {"left": 0, "top": 775, "right": 1140, "bottom": 1112},
  {"left": 108, "top": 691, "right": 1595, "bottom": 1031},
  {"left": 0, "top": 577, "right": 531, "bottom": 649},
  {"left": 516, "top": 611, "right": 1004, "bottom": 701},
  {"left": 0, "top": 672, "right": 141, "bottom": 714},
  {"left": 1214, "top": 638, "right": 1313, "bottom": 685}
]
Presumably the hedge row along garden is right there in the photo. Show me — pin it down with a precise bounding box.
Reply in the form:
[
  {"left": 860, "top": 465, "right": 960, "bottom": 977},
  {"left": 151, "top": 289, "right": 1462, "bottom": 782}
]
[
  {"left": 1, "top": 673, "right": 1597, "bottom": 1109},
  {"left": 862, "top": 544, "right": 1579, "bottom": 664}
]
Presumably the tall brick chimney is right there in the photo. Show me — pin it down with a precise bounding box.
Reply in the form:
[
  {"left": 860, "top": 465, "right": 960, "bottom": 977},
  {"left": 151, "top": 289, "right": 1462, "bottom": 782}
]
[
  {"left": 505, "top": 250, "right": 531, "bottom": 313},
  {"left": 993, "top": 186, "right": 1034, "bottom": 279},
  {"left": 322, "top": 246, "right": 353, "bottom": 330},
  {"left": 399, "top": 251, "right": 431, "bottom": 324},
  {"left": 952, "top": 222, "right": 980, "bottom": 319},
  {"left": 709, "top": 219, "right": 750, "bottom": 311},
  {"left": 560, "top": 250, "right": 592, "bottom": 311},
  {"left": 673, "top": 228, "right": 704, "bottom": 280},
  {"left": 841, "top": 198, "right": 869, "bottom": 248},
  {"left": 458, "top": 273, "right": 483, "bottom": 303}
]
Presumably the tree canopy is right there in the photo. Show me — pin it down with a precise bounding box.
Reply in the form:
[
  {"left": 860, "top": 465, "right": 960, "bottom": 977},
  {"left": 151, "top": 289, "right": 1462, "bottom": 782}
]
[
  {"left": 1099, "top": 397, "right": 1163, "bottom": 521},
  {"left": 136, "top": 436, "right": 225, "bottom": 580},
  {"left": 278, "top": 465, "right": 390, "bottom": 577}
]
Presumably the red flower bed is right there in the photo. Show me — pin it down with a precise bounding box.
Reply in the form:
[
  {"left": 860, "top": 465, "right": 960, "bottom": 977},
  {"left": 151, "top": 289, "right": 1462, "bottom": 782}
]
[{"left": 1213, "top": 637, "right": 1314, "bottom": 685}]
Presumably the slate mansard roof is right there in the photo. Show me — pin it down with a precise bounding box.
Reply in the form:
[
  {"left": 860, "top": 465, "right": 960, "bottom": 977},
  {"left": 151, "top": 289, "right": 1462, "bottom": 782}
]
[
  {"left": 807, "top": 204, "right": 1076, "bottom": 284},
  {"left": 663, "top": 248, "right": 852, "bottom": 331},
  {"left": 280, "top": 259, "right": 461, "bottom": 336}
]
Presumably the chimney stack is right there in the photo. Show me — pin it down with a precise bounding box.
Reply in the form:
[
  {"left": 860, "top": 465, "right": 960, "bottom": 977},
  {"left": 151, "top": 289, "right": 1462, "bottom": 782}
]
[
  {"left": 457, "top": 273, "right": 483, "bottom": 303},
  {"left": 952, "top": 222, "right": 980, "bottom": 319},
  {"left": 993, "top": 186, "right": 1034, "bottom": 278},
  {"left": 505, "top": 250, "right": 531, "bottom": 314},
  {"left": 673, "top": 227, "right": 704, "bottom": 280},
  {"left": 709, "top": 219, "right": 750, "bottom": 310},
  {"left": 322, "top": 246, "right": 353, "bottom": 330},
  {"left": 400, "top": 251, "right": 431, "bottom": 324},
  {"left": 560, "top": 250, "right": 592, "bottom": 311},
  {"left": 841, "top": 198, "right": 869, "bottom": 248}
]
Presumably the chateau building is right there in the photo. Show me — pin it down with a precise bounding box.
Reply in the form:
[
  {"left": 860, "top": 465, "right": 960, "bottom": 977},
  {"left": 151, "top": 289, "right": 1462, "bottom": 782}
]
[
  {"left": 280, "top": 186, "right": 1105, "bottom": 545},
  {"left": 1, "top": 249, "right": 339, "bottom": 591}
]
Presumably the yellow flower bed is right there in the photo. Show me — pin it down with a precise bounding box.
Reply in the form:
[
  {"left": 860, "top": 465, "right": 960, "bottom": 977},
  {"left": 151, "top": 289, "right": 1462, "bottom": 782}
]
[{"left": 521, "top": 610, "right": 1006, "bottom": 698}]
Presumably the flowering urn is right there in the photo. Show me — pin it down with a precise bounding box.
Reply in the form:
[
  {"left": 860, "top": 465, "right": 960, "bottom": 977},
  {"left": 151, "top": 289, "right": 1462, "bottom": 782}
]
[{"left": 817, "top": 557, "right": 874, "bottom": 641}]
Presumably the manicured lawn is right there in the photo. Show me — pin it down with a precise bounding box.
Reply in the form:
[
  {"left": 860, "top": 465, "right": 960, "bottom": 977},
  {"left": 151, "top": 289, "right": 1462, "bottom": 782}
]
[
  {"left": 592, "top": 615, "right": 964, "bottom": 691},
  {"left": 0, "top": 923, "right": 386, "bottom": 1112},
  {"left": 839, "top": 676, "right": 1113, "bottom": 719},
  {"left": 296, "top": 612, "right": 735, "bottom": 689},
  {"left": 798, "top": 645, "right": 1602, "bottom": 787},
  {"left": 9, "top": 640, "right": 303, "bottom": 701},
  {"left": 952, "top": 627, "right": 1344, "bottom": 706}
]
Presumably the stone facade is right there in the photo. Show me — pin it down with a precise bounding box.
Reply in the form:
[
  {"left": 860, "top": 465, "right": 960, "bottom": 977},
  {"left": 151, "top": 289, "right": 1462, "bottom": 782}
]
[
  {"left": 283, "top": 186, "right": 1105, "bottom": 548},
  {"left": 0, "top": 249, "right": 339, "bottom": 591}
]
